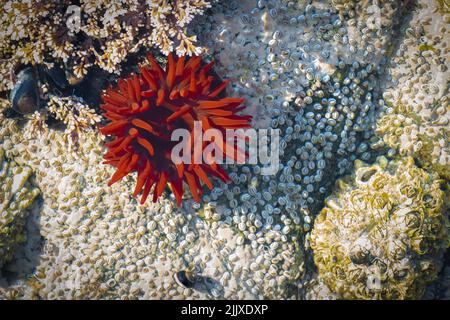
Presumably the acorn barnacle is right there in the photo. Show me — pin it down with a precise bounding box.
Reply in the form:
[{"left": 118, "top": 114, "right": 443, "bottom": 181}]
[
  {"left": 310, "top": 156, "right": 449, "bottom": 299},
  {"left": 100, "top": 53, "right": 252, "bottom": 206}
]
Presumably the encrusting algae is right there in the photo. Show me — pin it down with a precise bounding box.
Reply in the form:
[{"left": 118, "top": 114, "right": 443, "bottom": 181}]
[{"left": 310, "top": 156, "right": 449, "bottom": 299}]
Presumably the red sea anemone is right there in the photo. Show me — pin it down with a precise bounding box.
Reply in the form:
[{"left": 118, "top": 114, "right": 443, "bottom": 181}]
[{"left": 100, "top": 52, "right": 252, "bottom": 206}]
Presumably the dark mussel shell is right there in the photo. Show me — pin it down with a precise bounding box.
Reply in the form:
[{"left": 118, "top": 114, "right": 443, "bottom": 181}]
[
  {"left": 174, "top": 270, "right": 196, "bottom": 289},
  {"left": 40, "top": 64, "right": 70, "bottom": 91},
  {"left": 10, "top": 67, "right": 40, "bottom": 115}
]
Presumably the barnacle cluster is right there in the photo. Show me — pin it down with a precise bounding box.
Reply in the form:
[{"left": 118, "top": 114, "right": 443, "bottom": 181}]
[
  {"left": 376, "top": 101, "right": 449, "bottom": 180},
  {"left": 331, "top": 0, "right": 409, "bottom": 59},
  {"left": 310, "top": 156, "right": 449, "bottom": 299},
  {"left": 0, "top": 147, "right": 40, "bottom": 270},
  {"left": 376, "top": 0, "right": 449, "bottom": 180},
  {"left": 0, "top": 95, "right": 301, "bottom": 300},
  {"left": 0, "top": 0, "right": 215, "bottom": 91},
  {"left": 331, "top": 0, "right": 385, "bottom": 20}
]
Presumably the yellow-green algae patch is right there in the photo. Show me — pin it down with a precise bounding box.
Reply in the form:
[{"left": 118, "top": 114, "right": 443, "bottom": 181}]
[
  {"left": 0, "top": 147, "right": 40, "bottom": 268},
  {"left": 310, "top": 156, "right": 449, "bottom": 299},
  {"left": 418, "top": 44, "right": 437, "bottom": 52}
]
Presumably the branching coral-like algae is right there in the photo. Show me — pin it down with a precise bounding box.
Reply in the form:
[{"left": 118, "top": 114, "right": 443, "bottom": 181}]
[{"left": 0, "top": 0, "right": 215, "bottom": 91}]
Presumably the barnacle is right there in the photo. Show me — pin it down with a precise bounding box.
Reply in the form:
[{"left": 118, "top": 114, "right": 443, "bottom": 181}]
[
  {"left": 376, "top": 101, "right": 449, "bottom": 180},
  {"left": 310, "top": 156, "right": 449, "bottom": 299},
  {"left": 0, "top": 147, "right": 40, "bottom": 269},
  {"left": 100, "top": 52, "right": 252, "bottom": 206}
]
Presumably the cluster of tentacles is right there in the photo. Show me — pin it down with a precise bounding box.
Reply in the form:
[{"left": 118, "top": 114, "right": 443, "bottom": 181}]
[{"left": 100, "top": 53, "right": 252, "bottom": 206}]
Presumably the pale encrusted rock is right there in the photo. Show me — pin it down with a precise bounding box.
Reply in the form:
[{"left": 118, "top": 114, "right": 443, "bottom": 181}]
[{"left": 0, "top": 147, "right": 40, "bottom": 269}]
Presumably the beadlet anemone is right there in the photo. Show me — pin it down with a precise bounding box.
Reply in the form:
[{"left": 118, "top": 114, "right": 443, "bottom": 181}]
[{"left": 100, "top": 53, "right": 252, "bottom": 206}]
